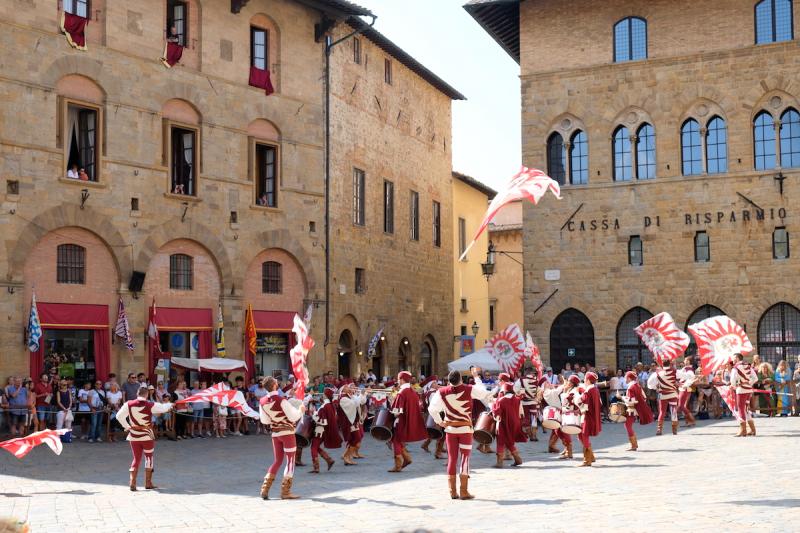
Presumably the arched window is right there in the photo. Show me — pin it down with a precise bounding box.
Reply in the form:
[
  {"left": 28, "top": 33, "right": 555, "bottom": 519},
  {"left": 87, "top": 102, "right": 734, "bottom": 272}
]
[
  {"left": 755, "top": 0, "right": 793, "bottom": 44},
  {"left": 636, "top": 123, "right": 656, "bottom": 179},
  {"left": 754, "top": 111, "right": 777, "bottom": 170},
  {"left": 420, "top": 341, "right": 432, "bottom": 378},
  {"left": 758, "top": 303, "right": 800, "bottom": 367},
  {"left": 547, "top": 132, "right": 566, "bottom": 185},
  {"left": 550, "top": 308, "right": 595, "bottom": 371},
  {"left": 262, "top": 261, "right": 282, "bottom": 293},
  {"left": 614, "top": 17, "right": 647, "bottom": 62},
  {"left": 780, "top": 108, "right": 800, "bottom": 167},
  {"left": 617, "top": 307, "right": 654, "bottom": 370},
  {"left": 706, "top": 116, "right": 728, "bottom": 174},
  {"left": 56, "top": 244, "right": 86, "bottom": 284},
  {"left": 569, "top": 130, "right": 589, "bottom": 185},
  {"left": 681, "top": 119, "right": 703, "bottom": 176},
  {"left": 169, "top": 253, "right": 193, "bottom": 290},
  {"left": 685, "top": 305, "right": 725, "bottom": 357},
  {"left": 613, "top": 126, "right": 632, "bottom": 181}
]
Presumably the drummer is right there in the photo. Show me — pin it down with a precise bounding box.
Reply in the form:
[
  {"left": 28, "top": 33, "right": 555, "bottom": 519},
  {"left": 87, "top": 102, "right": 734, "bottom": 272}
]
[
  {"left": 337, "top": 383, "right": 368, "bottom": 466},
  {"left": 578, "top": 372, "right": 603, "bottom": 467},
  {"left": 514, "top": 369, "right": 542, "bottom": 443},
  {"left": 491, "top": 382, "right": 526, "bottom": 468},
  {"left": 622, "top": 371, "right": 654, "bottom": 452},
  {"left": 556, "top": 375, "right": 582, "bottom": 459},
  {"left": 420, "top": 376, "right": 446, "bottom": 459}
]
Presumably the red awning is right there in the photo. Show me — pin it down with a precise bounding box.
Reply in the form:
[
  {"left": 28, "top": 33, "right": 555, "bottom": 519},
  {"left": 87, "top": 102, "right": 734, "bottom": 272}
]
[
  {"left": 38, "top": 302, "right": 109, "bottom": 329},
  {"left": 155, "top": 307, "right": 213, "bottom": 331},
  {"left": 253, "top": 310, "right": 294, "bottom": 332}
]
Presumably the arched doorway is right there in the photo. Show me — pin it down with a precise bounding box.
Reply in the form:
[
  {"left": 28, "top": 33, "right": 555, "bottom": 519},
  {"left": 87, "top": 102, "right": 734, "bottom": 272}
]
[
  {"left": 398, "top": 338, "right": 411, "bottom": 373},
  {"left": 549, "top": 308, "right": 595, "bottom": 372},
  {"left": 616, "top": 307, "right": 654, "bottom": 370},
  {"left": 758, "top": 302, "right": 800, "bottom": 367},
  {"left": 337, "top": 329, "right": 354, "bottom": 378},
  {"left": 685, "top": 305, "right": 725, "bottom": 358},
  {"left": 370, "top": 339, "right": 384, "bottom": 380}
]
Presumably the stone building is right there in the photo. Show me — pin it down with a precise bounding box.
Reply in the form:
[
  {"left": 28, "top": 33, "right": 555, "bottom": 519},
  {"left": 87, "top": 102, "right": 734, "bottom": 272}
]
[
  {"left": 487, "top": 200, "right": 523, "bottom": 337},
  {"left": 469, "top": 0, "right": 800, "bottom": 371},
  {"left": 0, "top": 0, "right": 461, "bottom": 385}
]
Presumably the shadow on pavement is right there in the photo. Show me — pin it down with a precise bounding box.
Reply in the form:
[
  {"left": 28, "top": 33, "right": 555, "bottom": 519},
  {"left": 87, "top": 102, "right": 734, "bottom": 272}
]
[
  {"left": 723, "top": 499, "right": 800, "bottom": 508},
  {"left": 495, "top": 498, "right": 571, "bottom": 506},
  {"left": 310, "top": 495, "right": 434, "bottom": 510}
]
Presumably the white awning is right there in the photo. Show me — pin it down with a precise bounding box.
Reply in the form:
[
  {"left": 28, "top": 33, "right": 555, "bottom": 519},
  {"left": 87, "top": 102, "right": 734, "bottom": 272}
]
[
  {"left": 170, "top": 357, "right": 247, "bottom": 373},
  {"left": 447, "top": 349, "right": 502, "bottom": 372}
]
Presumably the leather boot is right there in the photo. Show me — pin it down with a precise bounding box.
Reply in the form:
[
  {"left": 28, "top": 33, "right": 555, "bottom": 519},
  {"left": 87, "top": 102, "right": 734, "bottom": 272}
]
[
  {"left": 511, "top": 451, "right": 523, "bottom": 466},
  {"left": 684, "top": 412, "right": 696, "bottom": 427},
  {"left": 530, "top": 427, "right": 539, "bottom": 442},
  {"left": 388, "top": 454, "right": 404, "bottom": 473},
  {"left": 320, "top": 450, "right": 335, "bottom": 471},
  {"left": 580, "top": 448, "right": 591, "bottom": 467},
  {"left": 280, "top": 478, "right": 299, "bottom": 500},
  {"left": 342, "top": 446, "right": 356, "bottom": 465},
  {"left": 295, "top": 448, "right": 306, "bottom": 466},
  {"left": 434, "top": 439, "right": 446, "bottom": 459},
  {"left": 129, "top": 468, "right": 138, "bottom": 492},
  {"left": 627, "top": 436, "right": 638, "bottom": 451},
  {"left": 354, "top": 442, "right": 366, "bottom": 459},
  {"left": 566, "top": 442, "right": 573, "bottom": 459},
  {"left": 747, "top": 420, "right": 756, "bottom": 436},
  {"left": 671, "top": 421, "right": 679, "bottom": 435},
  {"left": 588, "top": 447, "right": 596, "bottom": 464},
  {"left": 493, "top": 453, "right": 504, "bottom": 469},
  {"left": 401, "top": 447, "right": 412, "bottom": 468},
  {"left": 735, "top": 422, "right": 747, "bottom": 437},
  {"left": 309, "top": 457, "right": 320, "bottom": 474},
  {"left": 656, "top": 421, "right": 663, "bottom": 435},
  {"left": 421, "top": 438, "right": 431, "bottom": 452},
  {"left": 459, "top": 474, "right": 474, "bottom": 500},
  {"left": 504, "top": 450, "right": 512, "bottom": 461},
  {"left": 548, "top": 432, "right": 560, "bottom": 453},
  {"left": 260, "top": 474, "right": 274, "bottom": 499},
  {"left": 144, "top": 468, "right": 157, "bottom": 489},
  {"left": 558, "top": 443, "right": 570, "bottom": 460},
  {"left": 448, "top": 475, "right": 458, "bottom": 499}
]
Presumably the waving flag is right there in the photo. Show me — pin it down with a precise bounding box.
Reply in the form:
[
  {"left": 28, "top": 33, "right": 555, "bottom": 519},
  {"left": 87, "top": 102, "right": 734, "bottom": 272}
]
[
  {"left": 486, "top": 324, "right": 527, "bottom": 375},
  {"left": 27, "top": 292, "right": 42, "bottom": 353},
  {"left": 303, "top": 303, "right": 314, "bottom": 332},
  {"left": 216, "top": 302, "right": 226, "bottom": 357},
  {"left": 176, "top": 382, "right": 258, "bottom": 418},
  {"left": 114, "top": 297, "right": 135, "bottom": 351},
  {"left": 290, "top": 313, "right": 314, "bottom": 399},
  {"left": 367, "top": 326, "right": 384, "bottom": 360},
  {"left": 243, "top": 304, "right": 257, "bottom": 365},
  {"left": 634, "top": 312, "right": 690, "bottom": 364},
  {"left": 524, "top": 331, "right": 544, "bottom": 377},
  {"left": 688, "top": 315, "right": 753, "bottom": 376},
  {"left": 147, "top": 299, "right": 161, "bottom": 355},
  {"left": 459, "top": 167, "right": 561, "bottom": 261},
  {"left": 0, "top": 429, "right": 70, "bottom": 459}
]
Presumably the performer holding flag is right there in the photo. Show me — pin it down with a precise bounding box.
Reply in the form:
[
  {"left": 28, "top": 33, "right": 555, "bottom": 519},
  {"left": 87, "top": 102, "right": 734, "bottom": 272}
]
[
  {"left": 648, "top": 359, "right": 680, "bottom": 435},
  {"left": 258, "top": 376, "right": 305, "bottom": 500},
  {"left": 622, "top": 371, "right": 654, "bottom": 451},
  {"left": 730, "top": 353, "right": 758, "bottom": 437}
]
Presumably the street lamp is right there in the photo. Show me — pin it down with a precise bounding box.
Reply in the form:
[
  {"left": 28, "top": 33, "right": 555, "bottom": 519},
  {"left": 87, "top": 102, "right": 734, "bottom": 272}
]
[
  {"left": 481, "top": 241, "right": 496, "bottom": 281},
  {"left": 471, "top": 321, "right": 479, "bottom": 336}
]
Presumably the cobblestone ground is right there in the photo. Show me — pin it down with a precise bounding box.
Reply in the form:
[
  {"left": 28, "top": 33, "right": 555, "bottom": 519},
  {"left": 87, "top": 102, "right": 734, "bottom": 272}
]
[{"left": 1, "top": 416, "right": 798, "bottom": 533}]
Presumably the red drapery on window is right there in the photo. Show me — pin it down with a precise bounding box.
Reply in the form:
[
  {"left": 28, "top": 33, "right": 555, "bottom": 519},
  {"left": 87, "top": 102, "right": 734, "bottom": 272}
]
[
  {"left": 161, "top": 42, "right": 184, "bottom": 68},
  {"left": 60, "top": 11, "right": 89, "bottom": 51},
  {"left": 249, "top": 66, "right": 275, "bottom": 96},
  {"left": 31, "top": 303, "right": 110, "bottom": 382},
  {"left": 147, "top": 307, "right": 213, "bottom": 381}
]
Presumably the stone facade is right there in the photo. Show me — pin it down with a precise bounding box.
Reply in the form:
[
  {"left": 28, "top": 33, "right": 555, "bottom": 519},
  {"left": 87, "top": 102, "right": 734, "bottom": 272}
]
[
  {"left": 487, "top": 200, "right": 523, "bottom": 337},
  {"left": 507, "top": 0, "right": 800, "bottom": 371}
]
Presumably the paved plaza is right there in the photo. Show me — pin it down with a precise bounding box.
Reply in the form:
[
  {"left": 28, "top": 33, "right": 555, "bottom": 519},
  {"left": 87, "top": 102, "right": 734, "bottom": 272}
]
[{"left": 1, "top": 417, "right": 798, "bottom": 533}]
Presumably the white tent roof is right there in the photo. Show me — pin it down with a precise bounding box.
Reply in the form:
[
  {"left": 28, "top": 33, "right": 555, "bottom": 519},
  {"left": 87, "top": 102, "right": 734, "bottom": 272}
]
[
  {"left": 447, "top": 349, "right": 502, "bottom": 372},
  {"left": 170, "top": 357, "right": 247, "bottom": 373}
]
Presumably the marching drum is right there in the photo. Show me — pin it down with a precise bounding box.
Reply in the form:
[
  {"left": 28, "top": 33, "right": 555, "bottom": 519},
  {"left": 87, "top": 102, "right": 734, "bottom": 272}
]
[
  {"left": 561, "top": 412, "right": 583, "bottom": 435},
  {"left": 425, "top": 414, "right": 444, "bottom": 440},
  {"left": 541, "top": 406, "right": 562, "bottom": 430},
  {"left": 295, "top": 414, "right": 315, "bottom": 448},
  {"left": 608, "top": 402, "right": 627, "bottom": 423},
  {"left": 473, "top": 411, "right": 495, "bottom": 445},
  {"left": 370, "top": 408, "right": 395, "bottom": 442}
]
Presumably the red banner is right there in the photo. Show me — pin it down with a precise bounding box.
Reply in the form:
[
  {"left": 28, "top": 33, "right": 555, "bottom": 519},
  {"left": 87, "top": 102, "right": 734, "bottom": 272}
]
[{"left": 249, "top": 66, "right": 275, "bottom": 95}]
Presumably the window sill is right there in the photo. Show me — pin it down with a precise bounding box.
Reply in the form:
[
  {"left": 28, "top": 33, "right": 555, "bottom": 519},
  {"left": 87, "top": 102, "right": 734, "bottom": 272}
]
[
  {"left": 59, "top": 178, "right": 107, "bottom": 189},
  {"left": 163, "top": 192, "right": 202, "bottom": 203},
  {"left": 249, "top": 204, "right": 282, "bottom": 213}
]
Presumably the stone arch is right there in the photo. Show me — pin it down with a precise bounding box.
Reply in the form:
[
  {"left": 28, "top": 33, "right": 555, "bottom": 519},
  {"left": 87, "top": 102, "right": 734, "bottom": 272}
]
[
  {"left": 153, "top": 82, "right": 205, "bottom": 114},
  {"left": 609, "top": 106, "right": 655, "bottom": 138},
  {"left": 243, "top": 247, "right": 308, "bottom": 311},
  {"left": 546, "top": 112, "right": 588, "bottom": 142},
  {"left": 678, "top": 97, "right": 729, "bottom": 128},
  {"left": 8, "top": 204, "right": 130, "bottom": 282},
  {"left": 247, "top": 118, "right": 281, "bottom": 141},
  {"left": 56, "top": 74, "right": 105, "bottom": 103},
  {"left": 256, "top": 229, "right": 319, "bottom": 293},
  {"left": 742, "top": 78, "right": 800, "bottom": 118},
  {"left": 749, "top": 89, "right": 800, "bottom": 121},
  {"left": 335, "top": 313, "right": 360, "bottom": 341},
  {"left": 162, "top": 98, "right": 202, "bottom": 125},
  {"left": 41, "top": 55, "right": 122, "bottom": 99},
  {"left": 135, "top": 218, "right": 234, "bottom": 293},
  {"left": 420, "top": 334, "right": 438, "bottom": 376}
]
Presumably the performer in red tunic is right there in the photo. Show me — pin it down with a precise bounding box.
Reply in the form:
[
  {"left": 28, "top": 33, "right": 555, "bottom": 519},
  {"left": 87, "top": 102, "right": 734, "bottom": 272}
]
[
  {"left": 428, "top": 367, "right": 493, "bottom": 500},
  {"left": 388, "top": 371, "right": 427, "bottom": 472},
  {"left": 337, "top": 383, "right": 367, "bottom": 465},
  {"left": 115, "top": 386, "right": 173, "bottom": 491},
  {"left": 491, "top": 382, "right": 526, "bottom": 468},
  {"left": 676, "top": 356, "right": 697, "bottom": 427},
  {"left": 259, "top": 377, "right": 305, "bottom": 499},
  {"left": 622, "top": 371, "right": 654, "bottom": 451},
  {"left": 578, "top": 372, "right": 602, "bottom": 467},
  {"left": 648, "top": 359, "right": 680, "bottom": 435},
  {"left": 309, "top": 388, "right": 341, "bottom": 473},
  {"left": 420, "top": 377, "right": 446, "bottom": 459},
  {"left": 514, "top": 370, "right": 542, "bottom": 442},
  {"left": 550, "top": 375, "right": 582, "bottom": 459},
  {"left": 730, "top": 353, "right": 758, "bottom": 437}
]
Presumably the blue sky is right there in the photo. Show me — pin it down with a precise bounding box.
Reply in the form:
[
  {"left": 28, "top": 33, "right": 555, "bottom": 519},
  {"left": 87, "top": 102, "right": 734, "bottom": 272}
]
[{"left": 352, "top": 0, "right": 521, "bottom": 191}]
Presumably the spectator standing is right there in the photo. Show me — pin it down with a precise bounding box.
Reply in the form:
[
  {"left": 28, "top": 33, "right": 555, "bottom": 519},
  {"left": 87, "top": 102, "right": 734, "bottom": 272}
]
[
  {"left": 172, "top": 380, "right": 190, "bottom": 439},
  {"left": 55, "top": 379, "right": 73, "bottom": 431},
  {"left": 793, "top": 362, "right": 800, "bottom": 416},
  {"left": 215, "top": 402, "right": 228, "bottom": 438},
  {"left": 774, "top": 360, "right": 791, "bottom": 416},
  {"left": 199, "top": 381, "right": 212, "bottom": 437},
  {"left": 561, "top": 363, "right": 574, "bottom": 379},
  {"left": 6, "top": 377, "right": 29, "bottom": 437},
  {"left": 756, "top": 362, "right": 775, "bottom": 417},
  {"left": 544, "top": 368, "right": 559, "bottom": 385},
  {"left": 190, "top": 380, "right": 204, "bottom": 438},
  {"left": 233, "top": 376, "right": 247, "bottom": 436},
  {"left": 76, "top": 381, "right": 92, "bottom": 440},
  {"left": 89, "top": 380, "right": 106, "bottom": 442},
  {"left": 104, "top": 373, "right": 119, "bottom": 391},
  {"left": 25, "top": 378, "right": 36, "bottom": 435},
  {"left": 106, "top": 382, "right": 123, "bottom": 441},
  {"left": 34, "top": 373, "right": 53, "bottom": 431},
  {"left": 122, "top": 373, "right": 140, "bottom": 403}
]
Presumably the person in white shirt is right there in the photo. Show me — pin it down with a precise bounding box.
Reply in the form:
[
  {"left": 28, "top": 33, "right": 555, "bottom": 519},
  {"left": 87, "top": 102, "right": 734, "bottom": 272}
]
[
  {"left": 67, "top": 164, "right": 79, "bottom": 179},
  {"left": 77, "top": 382, "right": 92, "bottom": 440}
]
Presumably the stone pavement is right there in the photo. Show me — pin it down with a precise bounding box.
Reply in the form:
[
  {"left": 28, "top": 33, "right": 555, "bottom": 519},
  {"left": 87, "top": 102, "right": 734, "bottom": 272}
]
[{"left": 1, "top": 416, "right": 798, "bottom": 533}]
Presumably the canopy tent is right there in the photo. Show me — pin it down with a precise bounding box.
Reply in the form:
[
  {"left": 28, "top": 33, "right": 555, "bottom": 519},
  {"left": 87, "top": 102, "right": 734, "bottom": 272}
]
[
  {"left": 447, "top": 349, "right": 502, "bottom": 372},
  {"left": 170, "top": 356, "right": 247, "bottom": 373}
]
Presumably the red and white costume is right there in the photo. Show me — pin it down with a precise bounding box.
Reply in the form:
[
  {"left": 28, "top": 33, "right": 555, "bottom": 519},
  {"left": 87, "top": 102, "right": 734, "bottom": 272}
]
[
  {"left": 259, "top": 392, "right": 303, "bottom": 481},
  {"left": 116, "top": 398, "right": 172, "bottom": 473},
  {"left": 491, "top": 383, "right": 526, "bottom": 462},
  {"left": 677, "top": 364, "right": 697, "bottom": 426},
  {"left": 578, "top": 373, "right": 602, "bottom": 459},
  {"left": 622, "top": 371, "right": 654, "bottom": 450},
  {"left": 648, "top": 364, "right": 679, "bottom": 433},
  {"left": 390, "top": 374, "right": 427, "bottom": 456},
  {"left": 514, "top": 373, "right": 542, "bottom": 431},
  {"left": 337, "top": 388, "right": 367, "bottom": 447},
  {"left": 310, "top": 389, "right": 342, "bottom": 472},
  {"left": 730, "top": 361, "right": 757, "bottom": 422}
]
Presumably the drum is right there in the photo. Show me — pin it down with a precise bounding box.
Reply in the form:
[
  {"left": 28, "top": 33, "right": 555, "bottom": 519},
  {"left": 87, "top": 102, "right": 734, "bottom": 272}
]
[
  {"left": 473, "top": 411, "right": 495, "bottom": 445},
  {"left": 561, "top": 412, "right": 582, "bottom": 435},
  {"left": 426, "top": 414, "right": 444, "bottom": 440},
  {"left": 370, "top": 408, "right": 394, "bottom": 442},
  {"left": 608, "top": 402, "right": 627, "bottom": 423},
  {"left": 541, "top": 406, "right": 562, "bottom": 430},
  {"left": 295, "top": 414, "right": 315, "bottom": 448}
]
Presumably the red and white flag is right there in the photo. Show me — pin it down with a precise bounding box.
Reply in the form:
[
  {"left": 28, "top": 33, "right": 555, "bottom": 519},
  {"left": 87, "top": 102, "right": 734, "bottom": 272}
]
[
  {"left": 0, "top": 429, "right": 70, "bottom": 459},
  {"left": 714, "top": 384, "right": 739, "bottom": 420},
  {"left": 524, "top": 331, "right": 544, "bottom": 377},
  {"left": 459, "top": 166, "right": 561, "bottom": 261},
  {"left": 147, "top": 298, "right": 161, "bottom": 355},
  {"left": 634, "top": 312, "right": 690, "bottom": 365},
  {"left": 486, "top": 324, "right": 527, "bottom": 375},
  {"left": 688, "top": 315, "right": 753, "bottom": 376},
  {"left": 290, "top": 313, "right": 314, "bottom": 399},
  {"left": 176, "top": 382, "right": 259, "bottom": 418}
]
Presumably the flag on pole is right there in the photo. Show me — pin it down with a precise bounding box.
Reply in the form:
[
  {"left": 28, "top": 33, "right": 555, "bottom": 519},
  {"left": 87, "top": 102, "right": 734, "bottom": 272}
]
[
  {"left": 0, "top": 429, "right": 70, "bottom": 459},
  {"left": 244, "top": 304, "right": 257, "bottom": 359},
  {"left": 486, "top": 324, "right": 527, "bottom": 375},
  {"left": 27, "top": 292, "right": 42, "bottom": 353},
  {"left": 216, "top": 302, "right": 226, "bottom": 357},
  {"left": 175, "top": 382, "right": 258, "bottom": 418},
  {"left": 147, "top": 299, "right": 161, "bottom": 355},
  {"left": 303, "top": 303, "right": 313, "bottom": 331},
  {"left": 459, "top": 166, "right": 561, "bottom": 261},
  {"left": 290, "top": 313, "right": 314, "bottom": 399},
  {"left": 114, "top": 297, "right": 135, "bottom": 351},
  {"left": 524, "top": 331, "right": 543, "bottom": 377},
  {"left": 634, "top": 312, "right": 690, "bottom": 365},
  {"left": 367, "top": 326, "right": 384, "bottom": 360}
]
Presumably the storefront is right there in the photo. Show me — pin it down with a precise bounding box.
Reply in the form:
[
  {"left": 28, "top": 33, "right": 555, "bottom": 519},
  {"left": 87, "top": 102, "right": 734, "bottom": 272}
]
[
  {"left": 148, "top": 307, "right": 213, "bottom": 383},
  {"left": 251, "top": 310, "right": 294, "bottom": 380},
  {"left": 31, "top": 303, "right": 110, "bottom": 388}
]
